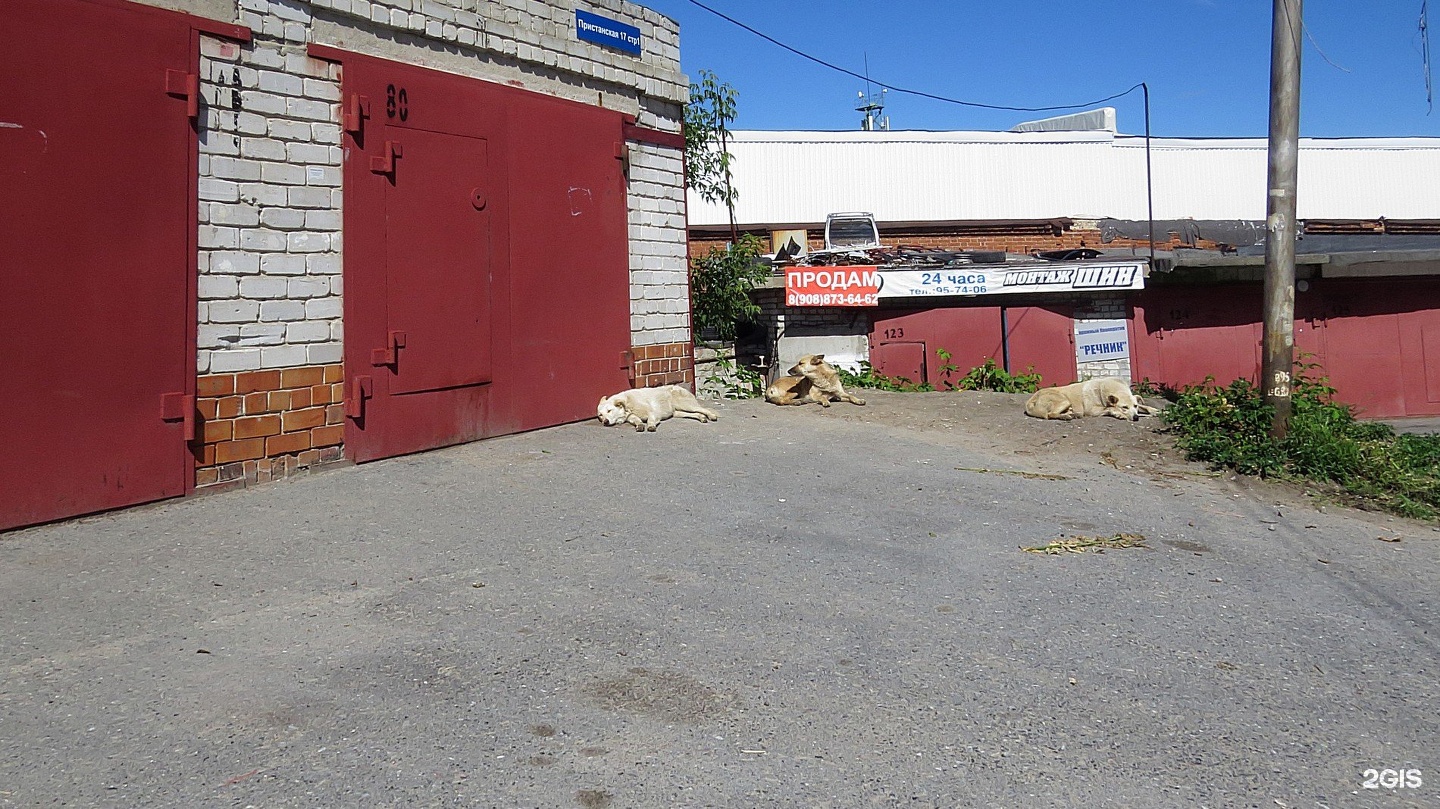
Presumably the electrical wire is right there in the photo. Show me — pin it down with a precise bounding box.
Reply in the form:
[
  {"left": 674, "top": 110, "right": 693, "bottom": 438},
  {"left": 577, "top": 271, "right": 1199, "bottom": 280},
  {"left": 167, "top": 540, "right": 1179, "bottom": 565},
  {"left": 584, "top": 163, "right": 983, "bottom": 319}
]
[{"left": 681, "top": 0, "right": 1143, "bottom": 112}]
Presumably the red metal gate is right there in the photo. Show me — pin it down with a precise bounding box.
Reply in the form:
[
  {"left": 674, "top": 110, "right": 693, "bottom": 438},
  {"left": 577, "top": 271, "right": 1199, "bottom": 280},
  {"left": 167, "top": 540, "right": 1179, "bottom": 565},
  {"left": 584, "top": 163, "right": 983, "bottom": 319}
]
[
  {"left": 336, "top": 51, "right": 630, "bottom": 462},
  {"left": 1133, "top": 284, "right": 1263, "bottom": 388},
  {"left": 1, "top": 0, "right": 201, "bottom": 530},
  {"left": 870, "top": 304, "right": 1076, "bottom": 387}
]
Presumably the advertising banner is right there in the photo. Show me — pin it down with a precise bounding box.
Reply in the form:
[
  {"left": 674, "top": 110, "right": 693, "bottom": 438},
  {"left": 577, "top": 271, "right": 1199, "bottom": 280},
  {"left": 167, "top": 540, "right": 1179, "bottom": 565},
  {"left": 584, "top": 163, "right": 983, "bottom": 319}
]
[
  {"left": 784, "top": 266, "right": 880, "bottom": 307},
  {"left": 877, "top": 261, "right": 1146, "bottom": 300}
]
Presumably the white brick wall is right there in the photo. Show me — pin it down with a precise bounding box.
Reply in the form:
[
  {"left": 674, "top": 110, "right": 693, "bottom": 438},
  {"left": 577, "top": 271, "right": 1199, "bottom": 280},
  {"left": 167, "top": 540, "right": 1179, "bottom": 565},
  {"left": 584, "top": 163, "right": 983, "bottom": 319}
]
[
  {"left": 178, "top": 0, "right": 688, "bottom": 373},
  {"left": 627, "top": 144, "right": 689, "bottom": 346},
  {"left": 197, "top": 21, "right": 343, "bottom": 374}
]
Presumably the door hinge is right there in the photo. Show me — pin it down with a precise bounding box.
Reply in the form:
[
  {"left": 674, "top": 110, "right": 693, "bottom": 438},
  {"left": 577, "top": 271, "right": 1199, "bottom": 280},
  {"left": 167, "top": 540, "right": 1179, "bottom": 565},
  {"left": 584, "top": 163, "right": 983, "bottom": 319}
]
[
  {"left": 371, "top": 330, "right": 407, "bottom": 367},
  {"left": 164, "top": 69, "right": 199, "bottom": 120},
  {"left": 160, "top": 392, "right": 196, "bottom": 441},
  {"left": 345, "top": 375, "right": 374, "bottom": 420},
  {"left": 370, "top": 140, "right": 402, "bottom": 175},
  {"left": 343, "top": 93, "right": 370, "bottom": 136}
]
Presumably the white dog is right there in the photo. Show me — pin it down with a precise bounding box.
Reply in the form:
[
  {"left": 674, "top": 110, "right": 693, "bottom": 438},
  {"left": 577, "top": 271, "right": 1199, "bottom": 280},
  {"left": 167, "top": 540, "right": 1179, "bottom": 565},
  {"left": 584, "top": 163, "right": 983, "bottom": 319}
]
[
  {"left": 597, "top": 385, "right": 720, "bottom": 432},
  {"left": 1024, "top": 378, "right": 1157, "bottom": 422}
]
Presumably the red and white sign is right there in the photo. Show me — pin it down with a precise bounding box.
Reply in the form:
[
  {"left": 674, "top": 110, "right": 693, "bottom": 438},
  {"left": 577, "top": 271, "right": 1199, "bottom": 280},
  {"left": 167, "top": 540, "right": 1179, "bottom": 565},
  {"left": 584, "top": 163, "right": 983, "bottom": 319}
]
[{"left": 785, "top": 266, "right": 881, "bottom": 307}]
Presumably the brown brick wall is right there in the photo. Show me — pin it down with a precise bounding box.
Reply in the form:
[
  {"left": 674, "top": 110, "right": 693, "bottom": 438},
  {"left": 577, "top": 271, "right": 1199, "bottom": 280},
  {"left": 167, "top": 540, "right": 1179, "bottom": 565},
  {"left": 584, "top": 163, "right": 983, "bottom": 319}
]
[
  {"left": 193, "top": 364, "right": 346, "bottom": 490},
  {"left": 689, "top": 223, "right": 1222, "bottom": 258},
  {"left": 628, "top": 341, "right": 695, "bottom": 388}
]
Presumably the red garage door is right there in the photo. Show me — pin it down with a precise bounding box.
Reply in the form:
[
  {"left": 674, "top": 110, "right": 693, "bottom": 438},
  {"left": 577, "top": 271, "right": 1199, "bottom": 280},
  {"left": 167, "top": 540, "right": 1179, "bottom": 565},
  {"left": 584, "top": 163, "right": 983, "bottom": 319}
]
[
  {"left": 0, "top": 0, "right": 199, "bottom": 530},
  {"left": 870, "top": 305, "right": 1075, "bottom": 388},
  {"left": 1133, "top": 285, "right": 1262, "bottom": 388},
  {"left": 338, "top": 52, "right": 630, "bottom": 462}
]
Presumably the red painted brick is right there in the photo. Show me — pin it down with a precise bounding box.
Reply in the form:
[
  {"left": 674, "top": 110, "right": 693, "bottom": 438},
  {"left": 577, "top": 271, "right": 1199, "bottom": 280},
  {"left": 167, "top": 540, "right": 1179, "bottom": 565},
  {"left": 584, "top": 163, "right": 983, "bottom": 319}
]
[
  {"left": 281, "top": 367, "right": 325, "bottom": 388},
  {"left": 325, "top": 403, "right": 345, "bottom": 425},
  {"left": 268, "top": 390, "right": 292, "bottom": 411},
  {"left": 195, "top": 468, "right": 219, "bottom": 487},
  {"left": 233, "top": 415, "right": 281, "bottom": 440},
  {"left": 323, "top": 364, "right": 344, "bottom": 384},
  {"left": 289, "top": 388, "right": 313, "bottom": 409},
  {"left": 198, "top": 399, "right": 219, "bottom": 420},
  {"left": 197, "top": 374, "right": 235, "bottom": 397},
  {"left": 311, "top": 425, "right": 344, "bottom": 447},
  {"left": 243, "top": 392, "right": 269, "bottom": 414},
  {"left": 308, "top": 384, "right": 329, "bottom": 405},
  {"left": 217, "top": 396, "right": 243, "bottom": 418},
  {"left": 267, "top": 431, "right": 311, "bottom": 455},
  {"left": 235, "top": 370, "right": 281, "bottom": 394},
  {"left": 202, "top": 419, "right": 233, "bottom": 443},
  {"left": 215, "top": 438, "right": 265, "bottom": 464},
  {"left": 282, "top": 406, "right": 326, "bottom": 432}
]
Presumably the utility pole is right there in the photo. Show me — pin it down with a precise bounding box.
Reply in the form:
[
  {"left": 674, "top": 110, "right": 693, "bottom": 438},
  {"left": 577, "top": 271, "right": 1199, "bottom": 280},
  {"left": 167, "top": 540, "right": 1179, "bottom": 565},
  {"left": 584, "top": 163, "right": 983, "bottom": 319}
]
[{"left": 1262, "top": 0, "right": 1303, "bottom": 438}]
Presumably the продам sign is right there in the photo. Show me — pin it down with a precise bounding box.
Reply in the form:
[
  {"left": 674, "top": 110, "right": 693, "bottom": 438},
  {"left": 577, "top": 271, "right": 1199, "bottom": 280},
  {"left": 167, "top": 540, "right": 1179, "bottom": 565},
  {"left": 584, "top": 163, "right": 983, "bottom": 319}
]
[{"left": 785, "top": 266, "right": 880, "bottom": 307}]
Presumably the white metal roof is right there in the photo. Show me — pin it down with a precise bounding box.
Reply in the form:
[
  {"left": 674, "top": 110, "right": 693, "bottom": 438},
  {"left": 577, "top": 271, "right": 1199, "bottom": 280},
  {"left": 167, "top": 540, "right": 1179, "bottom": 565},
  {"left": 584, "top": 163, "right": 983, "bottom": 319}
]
[{"left": 685, "top": 130, "right": 1440, "bottom": 227}]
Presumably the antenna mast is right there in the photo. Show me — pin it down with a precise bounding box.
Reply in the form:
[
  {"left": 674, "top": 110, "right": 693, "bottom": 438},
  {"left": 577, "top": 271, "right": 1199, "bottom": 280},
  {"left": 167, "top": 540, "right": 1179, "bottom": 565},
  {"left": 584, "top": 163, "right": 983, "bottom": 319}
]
[{"left": 855, "top": 54, "right": 889, "bottom": 130}]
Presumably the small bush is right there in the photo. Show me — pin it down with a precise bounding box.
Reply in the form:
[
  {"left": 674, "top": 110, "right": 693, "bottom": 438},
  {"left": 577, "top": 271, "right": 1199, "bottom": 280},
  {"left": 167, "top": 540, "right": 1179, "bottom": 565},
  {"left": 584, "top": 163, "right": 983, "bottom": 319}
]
[
  {"left": 1161, "top": 369, "right": 1440, "bottom": 521},
  {"left": 837, "top": 361, "right": 933, "bottom": 392},
  {"left": 953, "top": 358, "right": 1042, "bottom": 394}
]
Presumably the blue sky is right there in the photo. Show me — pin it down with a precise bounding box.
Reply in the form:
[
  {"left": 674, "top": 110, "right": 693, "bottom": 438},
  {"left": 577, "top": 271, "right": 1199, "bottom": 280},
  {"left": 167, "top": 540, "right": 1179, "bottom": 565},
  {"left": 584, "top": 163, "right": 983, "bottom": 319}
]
[{"left": 639, "top": 0, "right": 1438, "bottom": 137}]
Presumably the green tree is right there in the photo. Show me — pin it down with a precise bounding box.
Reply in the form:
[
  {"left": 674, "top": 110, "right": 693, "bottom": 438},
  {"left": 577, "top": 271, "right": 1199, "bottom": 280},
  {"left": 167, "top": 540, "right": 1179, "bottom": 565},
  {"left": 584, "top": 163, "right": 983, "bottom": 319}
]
[{"left": 683, "top": 70, "right": 767, "bottom": 344}]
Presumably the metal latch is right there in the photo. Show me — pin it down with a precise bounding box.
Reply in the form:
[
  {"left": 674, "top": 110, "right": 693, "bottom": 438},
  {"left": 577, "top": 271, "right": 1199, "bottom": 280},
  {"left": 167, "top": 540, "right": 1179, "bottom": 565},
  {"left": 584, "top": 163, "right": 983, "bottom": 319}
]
[
  {"left": 371, "top": 330, "right": 406, "bottom": 367},
  {"left": 345, "top": 376, "right": 374, "bottom": 420},
  {"left": 164, "top": 69, "right": 199, "bottom": 120},
  {"left": 160, "top": 392, "right": 196, "bottom": 441},
  {"left": 370, "top": 140, "right": 402, "bottom": 174}
]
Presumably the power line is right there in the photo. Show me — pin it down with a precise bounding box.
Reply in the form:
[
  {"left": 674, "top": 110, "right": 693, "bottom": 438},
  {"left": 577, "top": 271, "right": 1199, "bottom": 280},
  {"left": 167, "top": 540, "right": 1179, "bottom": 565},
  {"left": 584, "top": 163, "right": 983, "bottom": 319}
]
[{"left": 681, "top": 0, "right": 1144, "bottom": 113}]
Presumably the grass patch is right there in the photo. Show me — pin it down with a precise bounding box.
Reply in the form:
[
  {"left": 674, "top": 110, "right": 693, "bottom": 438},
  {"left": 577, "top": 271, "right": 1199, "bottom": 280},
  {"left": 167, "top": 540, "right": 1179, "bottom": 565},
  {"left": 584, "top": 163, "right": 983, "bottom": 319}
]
[
  {"left": 838, "top": 351, "right": 1043, "bottom": 394},
  {"left": 1161, "top": 370, "right": 1440, "bottom": 521}
]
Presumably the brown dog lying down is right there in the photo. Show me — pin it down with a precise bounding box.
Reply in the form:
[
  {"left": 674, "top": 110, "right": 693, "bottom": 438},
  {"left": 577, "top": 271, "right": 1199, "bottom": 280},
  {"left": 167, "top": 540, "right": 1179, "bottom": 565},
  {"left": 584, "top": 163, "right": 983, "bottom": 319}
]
[
  {"left": 597, "top": 384, "right": 719, "bottom": 432},
  {"left": 1024, "top": 377, "right": 1157, "bottom": 421},
  {"left": 765, "top": 353, "right": 867, "bottom": 407}
]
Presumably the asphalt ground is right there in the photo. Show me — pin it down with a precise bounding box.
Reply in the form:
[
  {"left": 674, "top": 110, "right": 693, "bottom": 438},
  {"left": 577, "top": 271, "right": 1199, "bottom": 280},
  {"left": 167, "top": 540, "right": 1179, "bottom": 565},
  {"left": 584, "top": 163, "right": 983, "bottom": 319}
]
[{"left": 2, "top": 393, "right": 1436, "bottom": 808}]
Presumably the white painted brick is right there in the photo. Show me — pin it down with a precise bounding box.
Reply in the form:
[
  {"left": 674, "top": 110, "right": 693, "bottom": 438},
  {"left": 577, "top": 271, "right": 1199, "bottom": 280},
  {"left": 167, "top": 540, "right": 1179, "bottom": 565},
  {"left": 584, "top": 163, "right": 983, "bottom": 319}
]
[
  {"left": 238, "top": 324, "right": 286, "bottom": 345},
  {"left": 242, "top": 91, "right": 287, "bottom": 117},
  {"left": 286, "top": 142, "right": 333, "bottom": 164},
  {"left": 209, "top": 348, "right": 262, "bottom": 372},
  {"left": 236, "top": 111, "right": 269, "bottom": 135},
  {"left": 209, "top": 157, "right": 262, "bottom": 182},
  {"left": 288, "top": 187, "right": 331, "bottom": 208},
  {"left": 261, "top": 162, "right": 306, "bottom": 185},
  {"left": 306, "top": 297, "right": 343, "bottom": 319},
  {"left": 287, "top": 278, "right": 330, "bottom": 298},
  {"left": 282, "top": 22, "right": 308, "bottom": 42},
  {"left": 239, "top": 183, "right": 289, "bottom": 207},
  {"left": 311, "top": 123, "right": 342, "bottom": 145},
  {"left": 287, "top": 98, "right": 333, "bottom": 121},
  {"left": 199, "top": 178, "right": 241, "bottom": 202},
  {"left": 261, "top": 254, "right": 308, "bottom": 275},
  {"left": 269, "top": 0, "right": 311, "bottom": 23},
  {"left": 302, "top": 78, "right": 342, "bottom": 102},
  {"left": 198, "top": 276, "right": 239, "bottom": 299},
  {"left": 258, "top": 71, "right": 304, "bottom": 96},
  {"left": 240, "top": 229, "right": 288, "bottom": 252},
  {"left": 210, "top": 251, "right": 260, "bottom": 275},
  {"left": 329, "top": 321, "right": 344, "bottom": 341},
  {"left": 199, "top": 226, "right": 239, "bottom": 249},
  {"left": 260, "top": 300, "right": 306, "bottom": 321},
  {"left": 208, "top": 300, "right": 260, "bottom": 323},
  {"left": 199, "top": 325, "right": 240, "bottom": 350},
  {"left": 304, "top": 210, "right": 342, "bottom": 231},
  {"left": 268, "top": 119, "right": 313, "bottom": 141},
  {"left": 261, "top": 345, "right": 309, "bottom": 368},
  {"left": 307, "top": 343, "right": 344, "bottom": 365},
  {"left": 307, "top": 254, "right": 343, "bottom": 274},
  {"left": 287, "top": 232, "right": 331, "bottom": 253},
  {"left": 306, "top": 166, "right": 343, "bottom": 187},
  {"left": 286, "top": 321, "right": 331, "bottom": 343},
  {"left": 240, "top": 276, "right": 289, "bottom": 299},
  {"left": 210, "top": 204, "right": 261, "bottom": 227},
  {"left": 260, "top": 208, "right": 307, "bottom": 230}
]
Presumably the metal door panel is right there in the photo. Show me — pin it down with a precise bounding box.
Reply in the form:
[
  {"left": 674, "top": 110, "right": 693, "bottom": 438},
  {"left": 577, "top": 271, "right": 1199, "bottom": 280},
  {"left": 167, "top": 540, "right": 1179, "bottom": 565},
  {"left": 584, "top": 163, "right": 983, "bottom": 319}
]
[
  {"left": 870, "top": 307, "right": 1004, "bottom": 383},
  {"left": 869, "top": 342, "right": 927, "bottom": 385},
  {"left": 1005, "top": 304, "right": 1075, "bottom": 386},
  {"left": 1135, "top": 285, "right": 1262, "bottom": 388},
  {"left": 384, "top": 128, "right": 493, "bottom": 394},
  {"left": 1, "top": 0, "right": 194, "bottom": 530}
]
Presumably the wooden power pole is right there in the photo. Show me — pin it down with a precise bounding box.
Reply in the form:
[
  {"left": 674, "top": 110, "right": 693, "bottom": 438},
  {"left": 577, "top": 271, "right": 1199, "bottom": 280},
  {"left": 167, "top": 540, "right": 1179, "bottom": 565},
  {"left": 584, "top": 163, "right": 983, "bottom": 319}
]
[{"left": 1262, "top": 0, "right": 1303, "bottom": 438}]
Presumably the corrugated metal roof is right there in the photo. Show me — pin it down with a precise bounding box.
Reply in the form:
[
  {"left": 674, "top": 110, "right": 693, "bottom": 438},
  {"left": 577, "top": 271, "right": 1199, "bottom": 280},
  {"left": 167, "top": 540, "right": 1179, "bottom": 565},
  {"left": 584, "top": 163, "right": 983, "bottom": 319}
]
[{"left": 685, "top": 130, "right": 1440, "bottom": 227}]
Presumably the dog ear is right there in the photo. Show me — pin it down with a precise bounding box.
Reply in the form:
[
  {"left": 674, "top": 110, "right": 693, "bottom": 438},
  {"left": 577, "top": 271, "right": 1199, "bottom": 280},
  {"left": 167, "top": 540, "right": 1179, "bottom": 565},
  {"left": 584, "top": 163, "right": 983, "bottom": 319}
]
[
  {"left": 813, "top": 353, "right": 825, "bottom": 362},
  {"left": 1107, "top": 394, "right": 1119, "bottom": 406}
]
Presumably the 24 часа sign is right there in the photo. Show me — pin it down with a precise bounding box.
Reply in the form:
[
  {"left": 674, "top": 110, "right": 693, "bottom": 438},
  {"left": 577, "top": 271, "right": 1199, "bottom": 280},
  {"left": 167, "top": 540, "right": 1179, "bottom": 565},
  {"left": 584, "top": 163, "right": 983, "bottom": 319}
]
[{"left": 878, "top": 261, "right": 1146, "bottom": 299}]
